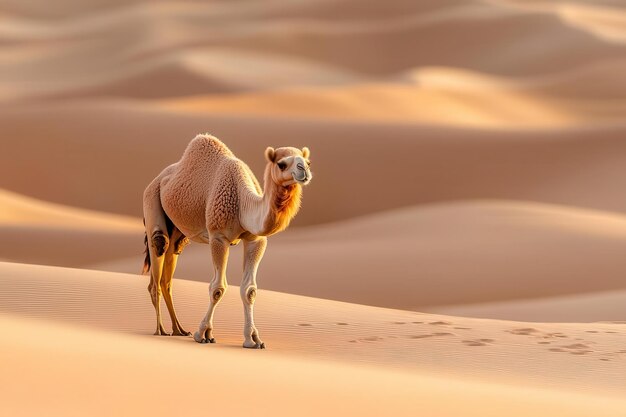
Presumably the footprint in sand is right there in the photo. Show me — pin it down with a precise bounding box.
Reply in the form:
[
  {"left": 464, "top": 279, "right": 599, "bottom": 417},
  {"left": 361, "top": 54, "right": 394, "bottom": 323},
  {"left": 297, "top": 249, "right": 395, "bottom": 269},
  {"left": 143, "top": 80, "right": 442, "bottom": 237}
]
[
  {"left": 297, "top": 323, "right": 312, "bottom": 327},
  {"left": 598, "top": 350, "right": 626, "bottom": 361},
  {"left": 549, "top": 343, "right": 593, "bottom": 355},
  {"left": 454, "top": 327, "right": 471, "bottom": 330},
  {"left": 507, "top": 328, "right": 539, "bottom": 336},
  {"left": 393, "top": 321, "right": 406, "bottom": 325},
  {"left": 412, "top": 321, "right": 423, "bottom": 324},
  {"left": 429, "top": 321, "right": 453, "bottom": 326},
  {"left": 336, "top": 322, "right": 349, "bottom": 326},
  {"left": 462, "top": 338, "right": 495, "bottom": 347},
  {"left": 507, "top": 328, "right": 569, "bottom": 340},
  {"left": 546, "top": 332, "right": 568, "bottom": 338},
  {"left": 360, "top": 336, "right": 384, "bottom": 342},
  {"left": 409, "top": 332, "right": 454, "bottom": 339}
]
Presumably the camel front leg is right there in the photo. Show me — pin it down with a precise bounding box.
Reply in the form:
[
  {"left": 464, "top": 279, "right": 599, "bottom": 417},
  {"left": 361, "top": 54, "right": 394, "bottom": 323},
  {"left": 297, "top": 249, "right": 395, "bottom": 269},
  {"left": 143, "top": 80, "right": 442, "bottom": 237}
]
[
  {"left": 194, "top": 236, "right": 229, "bottom": 344},
  {"left": 241, "top": 236, "right": 267, "bottom": 349}
]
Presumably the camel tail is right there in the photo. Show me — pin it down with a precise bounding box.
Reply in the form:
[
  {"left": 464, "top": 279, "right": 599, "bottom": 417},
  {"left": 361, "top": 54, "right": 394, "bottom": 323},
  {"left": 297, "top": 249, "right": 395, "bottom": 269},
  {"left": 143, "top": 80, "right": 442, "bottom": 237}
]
[{"left": 142, "top": 221, "right": 151, "bottom": 275}]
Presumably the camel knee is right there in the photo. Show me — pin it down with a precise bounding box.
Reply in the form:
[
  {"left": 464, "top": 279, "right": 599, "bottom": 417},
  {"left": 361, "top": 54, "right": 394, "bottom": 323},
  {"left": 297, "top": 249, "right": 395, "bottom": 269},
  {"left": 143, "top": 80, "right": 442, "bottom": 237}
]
[
  {"left": 151, "top": 231, "right": 169, "bottom": 257},
  {"left": 242, "top": 286, "right": 257, "bottom": 305},
  {"left": 148, "top": 283, "right": 161, "bottom": 302},
  {"left": 210, "top": 285, "right": 227, "bottom": 303},
  {"left": 173, "top": 235, "right": 190, "bottom": 255}
]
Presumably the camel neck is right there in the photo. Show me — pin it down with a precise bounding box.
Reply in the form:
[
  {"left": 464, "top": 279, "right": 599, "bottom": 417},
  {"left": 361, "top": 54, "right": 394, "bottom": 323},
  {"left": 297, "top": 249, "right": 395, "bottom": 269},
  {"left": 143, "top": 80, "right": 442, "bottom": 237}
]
[{"left": 241, "top": 165, "right": 302, "bottom": 236}]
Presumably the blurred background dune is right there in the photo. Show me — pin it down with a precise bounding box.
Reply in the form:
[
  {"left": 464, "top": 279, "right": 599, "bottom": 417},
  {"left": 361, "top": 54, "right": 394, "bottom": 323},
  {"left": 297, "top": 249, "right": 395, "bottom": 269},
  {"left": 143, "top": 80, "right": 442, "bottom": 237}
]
[{"left": 1, "top": 0, "right": 625, "bottom": 321}]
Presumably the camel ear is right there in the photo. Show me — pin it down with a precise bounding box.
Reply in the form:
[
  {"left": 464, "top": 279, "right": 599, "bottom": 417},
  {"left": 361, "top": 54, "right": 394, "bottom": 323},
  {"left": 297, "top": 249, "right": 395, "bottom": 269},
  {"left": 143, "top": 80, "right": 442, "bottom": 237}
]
[
  {"left": 301, "top": 147, "right": 310, "bottom": 159},
  {"left": 265, "top": 147, "right": 276, "bottom": 163}
]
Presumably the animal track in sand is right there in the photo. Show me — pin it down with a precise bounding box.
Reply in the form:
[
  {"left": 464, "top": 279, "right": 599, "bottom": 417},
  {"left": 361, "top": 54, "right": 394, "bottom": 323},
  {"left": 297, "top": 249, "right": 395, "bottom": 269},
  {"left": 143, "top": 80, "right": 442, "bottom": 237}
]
[
  {"left": 411, "top": 321, "right": 423, "bottom": 324},
  {"left": 507, "top": 328, "right": 568, "bottom": 340},
  {"left": 336, "top": 322, "right": 349, "bottom": 326},
  {"left": 360, "top": 336, "right": 384, "bottom": 342},
  {"left": 454, "top": 327, "right": 471, "bottom": 330},
  {"left": 598, "top": 350, "right": 626, "bottom": 361},
  {"left": 408, "top": 332, "right": 454, "bottom": 339},
  {"left": 549, "top": 343, "right": 593, "bottom": 355},
  {"left": 429, "top": 321, "right": 453, "bottom": 326},
  {"left": 507, "top": 328, "right": 538, "bottom": 335},
  {"left": 393, "top": 321, "right": 406, "bottom": 325},
  {"left": 297, "top": 323, "right": 312, "bottom": 327},
  {"left": 462, "top": 338, "right": 494, "bottom": 347}
]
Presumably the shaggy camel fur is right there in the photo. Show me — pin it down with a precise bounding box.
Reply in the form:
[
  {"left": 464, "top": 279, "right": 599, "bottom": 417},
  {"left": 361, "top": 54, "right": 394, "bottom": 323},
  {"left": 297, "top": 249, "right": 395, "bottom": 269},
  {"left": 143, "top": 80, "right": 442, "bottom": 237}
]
[{"left": 142, "top": 134, "right": 312, "bottom": 348}]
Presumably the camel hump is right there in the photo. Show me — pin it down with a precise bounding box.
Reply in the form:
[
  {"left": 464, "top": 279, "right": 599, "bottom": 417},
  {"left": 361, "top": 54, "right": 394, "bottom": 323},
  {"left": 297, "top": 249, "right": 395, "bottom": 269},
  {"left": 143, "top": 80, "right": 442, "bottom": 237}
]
[{"left": 181, "top": 134, "right": 235, "bottom": 164}]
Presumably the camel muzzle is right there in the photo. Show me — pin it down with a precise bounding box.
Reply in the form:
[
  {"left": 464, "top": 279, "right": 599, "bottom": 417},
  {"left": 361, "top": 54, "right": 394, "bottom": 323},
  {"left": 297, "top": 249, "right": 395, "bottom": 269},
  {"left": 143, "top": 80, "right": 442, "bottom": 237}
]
[{"left": 292, "top": 170, "right": 311, "bottom": 184}]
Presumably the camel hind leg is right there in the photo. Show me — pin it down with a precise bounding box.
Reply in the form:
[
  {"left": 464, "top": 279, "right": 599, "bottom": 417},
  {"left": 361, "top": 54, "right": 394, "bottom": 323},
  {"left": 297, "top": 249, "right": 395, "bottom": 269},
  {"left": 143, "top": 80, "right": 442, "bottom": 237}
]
[
  {"left": 143, "top": 181, "right": 171, "bottom": 336},
  {"left": 161, "top": 227, "right": 191, "bottom": 336}
]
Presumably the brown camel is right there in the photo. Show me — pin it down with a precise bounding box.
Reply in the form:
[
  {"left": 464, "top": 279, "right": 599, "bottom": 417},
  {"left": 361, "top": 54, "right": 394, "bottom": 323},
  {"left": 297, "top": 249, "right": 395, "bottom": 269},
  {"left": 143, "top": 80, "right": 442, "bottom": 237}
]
[{"left": 142, "top": 134, "right": 312, "bottom": 348}]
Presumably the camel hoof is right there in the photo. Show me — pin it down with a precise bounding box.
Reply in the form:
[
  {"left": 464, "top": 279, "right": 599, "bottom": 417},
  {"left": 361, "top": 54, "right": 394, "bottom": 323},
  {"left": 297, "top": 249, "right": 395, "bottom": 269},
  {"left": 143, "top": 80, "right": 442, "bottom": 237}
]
[{"left": 243, "top": 342, "right": 266, "bottom": 349}]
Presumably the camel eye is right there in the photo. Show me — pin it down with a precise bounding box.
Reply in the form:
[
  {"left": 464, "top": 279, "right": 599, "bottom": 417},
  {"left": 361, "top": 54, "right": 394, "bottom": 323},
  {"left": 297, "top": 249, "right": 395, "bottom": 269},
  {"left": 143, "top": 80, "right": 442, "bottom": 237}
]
[{"left": 277, "top": 161, "right": 287, "bottom": 170}]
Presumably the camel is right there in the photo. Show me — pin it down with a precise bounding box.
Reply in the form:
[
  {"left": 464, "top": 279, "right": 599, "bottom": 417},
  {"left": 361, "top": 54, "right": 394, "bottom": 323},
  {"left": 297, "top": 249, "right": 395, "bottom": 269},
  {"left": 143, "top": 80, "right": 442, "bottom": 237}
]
[{"left": 142, "top": 134, "right": 312, "bottom": 349}]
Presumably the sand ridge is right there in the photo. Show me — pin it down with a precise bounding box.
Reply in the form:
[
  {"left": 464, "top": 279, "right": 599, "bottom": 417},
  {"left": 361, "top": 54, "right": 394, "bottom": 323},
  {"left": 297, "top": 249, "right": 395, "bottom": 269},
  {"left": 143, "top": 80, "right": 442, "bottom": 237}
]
[
  {"left": 90, "top": 200, "right": 626, "bottom": 314},
  {"left": 3, "top": 187, "right": 626, "bottom": 318}
]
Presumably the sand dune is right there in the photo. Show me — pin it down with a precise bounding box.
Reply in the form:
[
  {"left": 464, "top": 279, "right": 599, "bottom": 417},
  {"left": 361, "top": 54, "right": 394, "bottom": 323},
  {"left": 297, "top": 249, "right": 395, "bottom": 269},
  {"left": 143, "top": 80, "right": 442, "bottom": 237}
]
[
  {"left": 0, "top": 188, "right": 138, "bottom": 229},
  {"left": 430, "top": 289, "right": 626, "bottom": 322},
  {"left": 4, "top": 315, "right": 625, "bottom": 417},
  {"left": 488, "top": 0, "right": 626, "bottom": 43},
  {"left": 162, "top": 79, "right": 626, "bottom": 127},
  {"left": 0, "top": 47, "right": 363, "bottom": 102},
  {"left": 92, "top": 200, "right": 626, "bottom": 312},
  {"left": 2, "top": 0, "right": 626, "bottom": 413},
  {"left": 1, "top": 0, "right": 626, "bottom": 412},
  {"left": 1, "top": 0, "right": 625, "bottom": 104},
  {"left": 4, "top": 188, "right": 626, "bottom": 316},
  {"left": 0, "top": 189, "right": 142, "bottom": 267},
  {"left": 1, "top": 261, "right": 625, "bottom": 400},
  {"left": 2, "top": 101, "right": 626, "bottom": 224}
]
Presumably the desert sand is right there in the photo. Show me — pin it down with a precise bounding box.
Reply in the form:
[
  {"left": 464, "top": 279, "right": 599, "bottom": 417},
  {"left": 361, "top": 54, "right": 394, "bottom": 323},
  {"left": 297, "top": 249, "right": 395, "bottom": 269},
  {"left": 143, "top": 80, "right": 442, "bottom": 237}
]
[
  {"left": 1, "top": 0, "right": 625, "bottom": 415},
  {"left": 1, "top": 262, "right": 625, "bottom": 417}
]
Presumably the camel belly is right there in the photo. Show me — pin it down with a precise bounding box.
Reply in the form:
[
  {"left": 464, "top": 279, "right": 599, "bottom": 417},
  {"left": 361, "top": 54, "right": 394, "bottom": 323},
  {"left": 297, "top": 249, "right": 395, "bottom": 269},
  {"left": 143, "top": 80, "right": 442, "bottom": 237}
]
[{"left": 159, "top": 173, "right": 207, "bottom": 239}]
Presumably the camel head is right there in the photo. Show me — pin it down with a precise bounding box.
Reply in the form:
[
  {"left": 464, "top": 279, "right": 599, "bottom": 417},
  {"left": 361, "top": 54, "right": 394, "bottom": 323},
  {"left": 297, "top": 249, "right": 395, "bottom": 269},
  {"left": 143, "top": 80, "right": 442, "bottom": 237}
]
[{"left": 265, "top": 146, "right": 312, "bottom": 187}]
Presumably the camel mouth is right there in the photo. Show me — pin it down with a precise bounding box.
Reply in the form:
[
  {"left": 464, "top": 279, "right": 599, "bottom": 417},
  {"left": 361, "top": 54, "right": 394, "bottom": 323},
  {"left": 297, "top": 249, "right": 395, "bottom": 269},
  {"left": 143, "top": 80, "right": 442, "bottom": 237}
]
[{"left": 292, "top": 171, "right": 311, "bottom": 185}]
